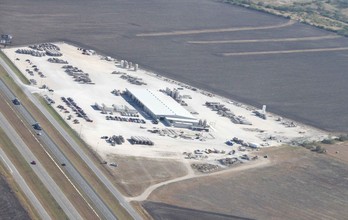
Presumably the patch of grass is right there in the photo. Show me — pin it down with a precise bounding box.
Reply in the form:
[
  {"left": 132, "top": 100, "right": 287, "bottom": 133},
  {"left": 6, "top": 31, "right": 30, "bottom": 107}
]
[
  {"left": 337, "top": 134, "right": 348, "bottom": 141},
  {"left": 312, "top": 145, "right": 326, "bottom": 153},
  {"left": 224, "top": 0, "right": 348, "bottom": 36},
  {"left": 35, "top": 96, "right": 133, "bottom": 219},
  {"left": 321, "top": 138, "right": 335, "bottom": 144},
  {"left": 36, "top": 94, "right": 81, "bottom": 140},
  {"left": 300, "top": 141, "right": 317, "bottom": 149},
  {"left": 0, "top": 161, "right": 40, "bottom": 220},
  {"left": 0, "top": 51, "right": 30, "bottom": 85},
  {"left": 1, "top": 57, "right": 133, "bottom": 219},
  {"left": 0, "top": 127, "right": 68, "bottom": 220}
]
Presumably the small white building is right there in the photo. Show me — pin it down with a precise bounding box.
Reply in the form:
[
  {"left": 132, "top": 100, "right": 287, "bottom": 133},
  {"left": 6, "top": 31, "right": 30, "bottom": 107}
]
[{"left": 126, "top": 88, "right": 199, "bottom": 128}]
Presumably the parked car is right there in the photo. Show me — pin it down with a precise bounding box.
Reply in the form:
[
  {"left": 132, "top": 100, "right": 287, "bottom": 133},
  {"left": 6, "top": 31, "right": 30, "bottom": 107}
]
[{"left": 110, "top": 163, "right": 118, "bottom": 167}]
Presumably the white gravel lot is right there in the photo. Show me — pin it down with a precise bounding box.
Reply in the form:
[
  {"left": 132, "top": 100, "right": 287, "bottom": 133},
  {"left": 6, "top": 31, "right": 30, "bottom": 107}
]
[{"left": 3, "top": 42, "right": 327, "bottom": 161}]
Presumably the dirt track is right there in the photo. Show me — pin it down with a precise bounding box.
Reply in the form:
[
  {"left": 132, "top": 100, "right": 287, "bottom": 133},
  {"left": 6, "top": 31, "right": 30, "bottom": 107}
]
[
  {"left": 222, "top": 46, "right": 348, "bottom": 56},
  {"left": 188, "top": 35, "right": 340, "bottom": 44},
  {"left": 128, "top": 158, "right": 270, "bottom": 202},
  {"left": 106, "top": 155, "right": 187, "bottom": 197},
  {"left": 147, "top": 146, "right": 348, "bottom": 220},
  {"left": 137, "top": 20, "right": 295, "bottom": 37}
]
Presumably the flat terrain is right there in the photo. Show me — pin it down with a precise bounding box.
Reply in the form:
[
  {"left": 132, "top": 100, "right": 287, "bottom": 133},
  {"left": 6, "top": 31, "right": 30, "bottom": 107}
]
[
  {"left": 325, "top": 141, "right": 348, "bottom": 163},
  {"left": 0, "top": 175, "right": 29, "bottom": 220},
  {"left": 105, "top": 155, "right": 187, "bottom": 197},
  {"left": 1, "top": 0, "right": 348, "bottom": 131},
  {"left": 142, "top": 201, "right": 252, "bottom": 220},
  {"left": 147, "top": 146, "right": 348, "bottom": 220},
  {"left": 226, "top": 0, "right": 348, "bottom": 33},
  {"left": 0, "top": 56, "right": 133, "bottom": 219},
  {"left": 3, "top": 43, "right": 326, "bottom": 163}
]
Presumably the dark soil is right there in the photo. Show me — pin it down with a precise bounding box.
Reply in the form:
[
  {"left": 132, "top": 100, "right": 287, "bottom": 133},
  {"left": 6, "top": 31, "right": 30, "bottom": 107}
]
[
  {"left": 0, "top": 175, "right": 29, "bottom": 220},
  {"left": 1, "top": 0, "right": 348, "bottom": 131}
]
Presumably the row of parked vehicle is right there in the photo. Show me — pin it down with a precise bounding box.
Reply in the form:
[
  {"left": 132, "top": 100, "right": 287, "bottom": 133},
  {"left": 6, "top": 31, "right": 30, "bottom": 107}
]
[
  {"left": 101, "top": 135, "right": 125, "bottom": 146},
  {"left": 105, "top": 115, "right": 145, "bottom": 124},
  {"left": 61, "top": 97, "right": 93, "bottom": 122}
]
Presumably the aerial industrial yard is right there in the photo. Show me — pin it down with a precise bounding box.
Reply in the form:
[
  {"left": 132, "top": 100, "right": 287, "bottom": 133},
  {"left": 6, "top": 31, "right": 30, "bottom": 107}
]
[
  {"left": 1, "top": 0, "right": 348, "bottom": 219},
  {"left": 4, "top": 42, "right": 344, "bottom": 219},
  {"left": 2, "top": 0, "right": 348, "bottom": 132},
  {"left": 3, "top": 42, "right": 326, "bottom": 164}
]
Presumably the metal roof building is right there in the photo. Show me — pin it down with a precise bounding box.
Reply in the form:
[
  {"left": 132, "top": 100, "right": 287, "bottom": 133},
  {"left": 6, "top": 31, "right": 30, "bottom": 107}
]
[{"left": 126, "top": 88, "right": 198, "bottom": 127}]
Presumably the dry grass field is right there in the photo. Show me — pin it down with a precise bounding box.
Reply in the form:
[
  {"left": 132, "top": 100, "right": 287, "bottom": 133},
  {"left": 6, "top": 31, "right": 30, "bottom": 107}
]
[
  {"left": 105, "top": 155, "right": 187, "bottom": 197},
  {"left": 146, "top": 146, "right": 348, "bottom": 220},
  {"left": 2, "top": 1, "right": 348, "bottom": 219},
  {"left": 325, "top": 141, "right": 348, "bottom": 163}
]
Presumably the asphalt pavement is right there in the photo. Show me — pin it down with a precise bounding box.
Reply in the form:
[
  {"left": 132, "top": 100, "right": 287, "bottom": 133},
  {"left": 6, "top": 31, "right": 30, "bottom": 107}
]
[
  {"left": 0, "top": 147, "right": 51, "bottom": 220},
  {"left": 0, "top": 57, "right": 141, "bottom": 219},
  {"left": 0, "top": 79, "right": 116, "bottom": 219},
  {"left": 0, "top": 113, "right": 82, "bottom": 220}
]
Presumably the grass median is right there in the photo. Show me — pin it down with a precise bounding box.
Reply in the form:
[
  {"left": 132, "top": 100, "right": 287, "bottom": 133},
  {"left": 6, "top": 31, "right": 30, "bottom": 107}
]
[
  {"left": 0, "top": 127, "right": 68, "bottom": 220},
  {"left": 0, "top": 55, "right": 133, "bottom": 219},
  {"left": 0, "top": 51, "right": 30, "bottom": 85}
]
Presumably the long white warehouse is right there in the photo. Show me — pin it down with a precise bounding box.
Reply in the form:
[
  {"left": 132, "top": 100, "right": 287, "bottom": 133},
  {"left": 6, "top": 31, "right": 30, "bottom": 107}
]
[{"left": 126, "top": 88, "right": 199, "bottom": 128}]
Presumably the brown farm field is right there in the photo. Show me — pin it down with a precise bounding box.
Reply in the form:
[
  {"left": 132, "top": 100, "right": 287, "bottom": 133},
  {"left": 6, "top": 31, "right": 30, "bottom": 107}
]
[
  {"left": 325, "top": 141, "right": 348, "bottom": 163},
  {"left": 105, "top": 155, "right": 187, "bottom": 197},
  {"left": 2, "top": 0, "right": 348, "bottom": 132},
  {"left": 145, "top": 146, "right": 348, "bottom": 220}
]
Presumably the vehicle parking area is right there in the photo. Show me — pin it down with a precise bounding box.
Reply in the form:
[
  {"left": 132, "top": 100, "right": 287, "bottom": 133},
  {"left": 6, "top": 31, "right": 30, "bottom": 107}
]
[{"left": 3, "top": 42, "right": 327, "bottom": 163}]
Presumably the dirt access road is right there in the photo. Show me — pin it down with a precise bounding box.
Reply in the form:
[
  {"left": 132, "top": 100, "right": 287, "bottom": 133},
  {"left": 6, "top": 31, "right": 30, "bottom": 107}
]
[{"left": 147, "top": 146, "right": 348, "bottom": 220}]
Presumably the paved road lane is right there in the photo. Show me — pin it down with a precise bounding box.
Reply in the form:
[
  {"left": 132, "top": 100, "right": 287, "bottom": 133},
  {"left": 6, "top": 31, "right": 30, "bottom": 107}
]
[
  {"left": 0, "top": 57, "right": 142, "bottom": 220},
  {"left": 0, "top": 113, "right": 82, "bottom": 220},
  {"left": 0, "top": 147, "right": 51, "bottom": 220}
]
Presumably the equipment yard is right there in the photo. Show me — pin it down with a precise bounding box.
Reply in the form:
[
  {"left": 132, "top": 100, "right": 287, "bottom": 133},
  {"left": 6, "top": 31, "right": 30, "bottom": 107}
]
[
  {"left": 1, "top": 0, "right": 348, "bottom": 218},
  {"left": 3, "top": 42, "right": 327, "bottom": 165},
  {"left": 2, "top": 42, "right": 338, "bottom": 219}
]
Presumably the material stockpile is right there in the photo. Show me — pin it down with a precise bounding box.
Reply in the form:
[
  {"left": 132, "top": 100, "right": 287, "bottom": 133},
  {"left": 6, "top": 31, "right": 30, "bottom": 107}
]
[
  {"left": 48, "top": 58, "right": 68, "bottom": 64},
  {"left": 62, "top": 65, "right": 93, "bottom": 84},
  {"left": 191, "top": 163, "right": 219, "bottom": 173},
  {"left": 16, "top": 48, "right": 45, "bottom": 57},
  {"left": 218, "top": 157, "right": 241, "bottom": 166},
  {"left": 29, "top": 43, "right": 60, "bottom": 51}
]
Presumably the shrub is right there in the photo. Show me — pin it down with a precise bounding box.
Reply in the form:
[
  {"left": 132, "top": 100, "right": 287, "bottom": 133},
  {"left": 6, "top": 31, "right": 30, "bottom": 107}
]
[
  {"left": 337, "top": 134, "right": 348, "bottom": 142},
  {"left": 321, "top": 139, "right": 335, "bottom": 144},
  {"left": 315, "top": 146, "right": 326, "bottom": 153}
]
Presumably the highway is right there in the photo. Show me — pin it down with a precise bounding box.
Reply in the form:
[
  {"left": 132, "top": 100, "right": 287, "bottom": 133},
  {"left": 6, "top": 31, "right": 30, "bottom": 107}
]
[
  {"left": 0, "top": 56, "right": 142, "bottom": 219},
  {"left": 0, "top": 112, "right": 81, "bottom": 220},
  {"left": 0, "top": 147, "right": 51, "bottom": 220},
  {"left": 0, "top": 78, "right": 117, "bottom": 219}
]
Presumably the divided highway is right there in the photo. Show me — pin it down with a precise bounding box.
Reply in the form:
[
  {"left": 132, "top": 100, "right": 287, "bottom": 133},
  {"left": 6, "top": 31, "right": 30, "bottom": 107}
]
[
  {"left": 0, "top": 112, "right": 81, "bottom": 220},
  {"left": 0, "top": 146, "right": 51, "bottom": 220},
  {"left": 0, "top": 79, "right": 116, "bottom": 220},
  {"left": 0, "top": 56, "right": 142, "bottom": 219}
]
